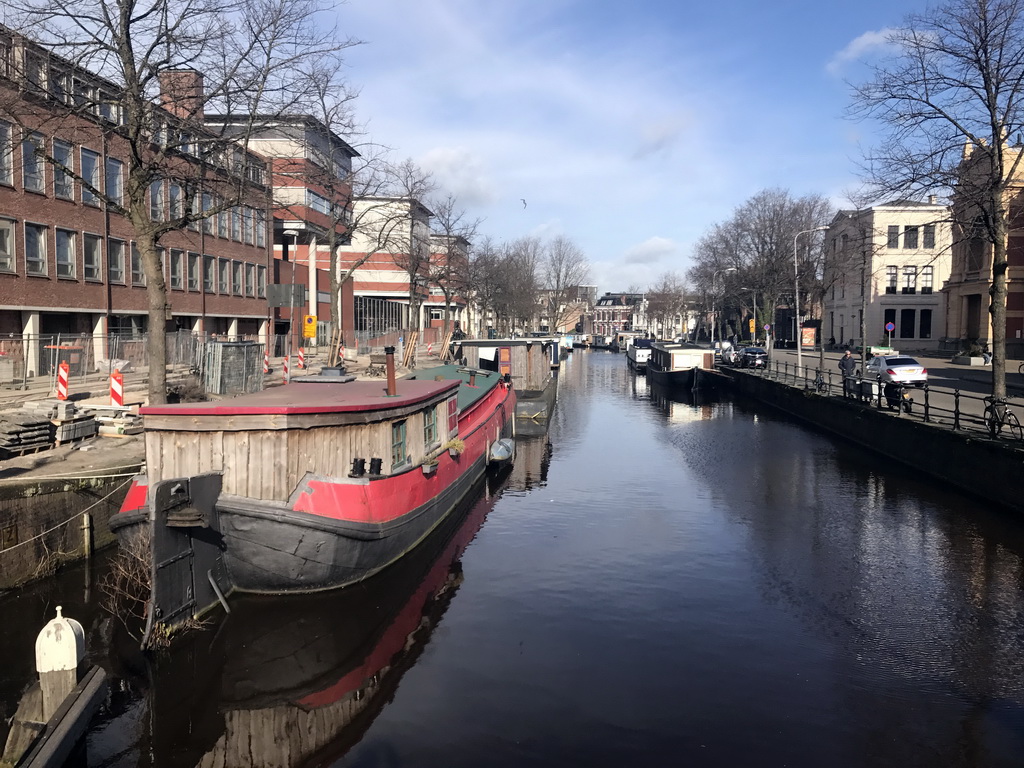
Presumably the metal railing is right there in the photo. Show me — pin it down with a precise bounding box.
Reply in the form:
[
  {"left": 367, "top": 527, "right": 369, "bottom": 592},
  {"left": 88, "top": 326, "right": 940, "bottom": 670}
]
[{"left": 729, "top": 357, "right": 1024, "bottom": 444}]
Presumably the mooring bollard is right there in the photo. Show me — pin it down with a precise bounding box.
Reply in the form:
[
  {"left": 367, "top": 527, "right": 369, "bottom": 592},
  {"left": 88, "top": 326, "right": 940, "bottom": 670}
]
[{"left": 35, "top": 606, "right": 85, "bottom": 721}]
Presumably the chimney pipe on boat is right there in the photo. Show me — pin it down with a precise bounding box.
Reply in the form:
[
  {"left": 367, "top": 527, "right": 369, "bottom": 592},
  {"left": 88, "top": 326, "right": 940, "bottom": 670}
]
[
  {"left": 369, "top": 457, "right": 383, "bottom": 476},
  {"left": 469, "top": 371, "right": 476, "bottom": 386},
  {"left": 349, "top": 458, "right": 366, "bottom": 477},
  {"left": 384, "top": 345, "right": 397, "bottom": 396}
]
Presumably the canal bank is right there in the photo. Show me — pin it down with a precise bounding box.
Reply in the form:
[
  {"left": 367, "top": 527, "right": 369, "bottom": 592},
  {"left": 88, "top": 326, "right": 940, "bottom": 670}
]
[
  {"left": 720, "top": 366, "right": 1023, "bottom": 514},
  {"left": 0, "top": 437, "right": 143, "bottom": 591}
]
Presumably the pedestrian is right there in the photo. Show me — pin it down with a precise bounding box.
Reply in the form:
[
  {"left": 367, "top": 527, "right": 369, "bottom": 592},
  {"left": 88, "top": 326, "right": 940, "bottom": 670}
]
[{"left": 838, "top": 349, "right": 857, "bottom": 398}]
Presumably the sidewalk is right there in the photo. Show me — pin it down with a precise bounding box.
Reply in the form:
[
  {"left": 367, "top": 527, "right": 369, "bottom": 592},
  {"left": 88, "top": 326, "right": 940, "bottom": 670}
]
[{"left": 768, "top": 347, "right": 1022, "bottom": 395}]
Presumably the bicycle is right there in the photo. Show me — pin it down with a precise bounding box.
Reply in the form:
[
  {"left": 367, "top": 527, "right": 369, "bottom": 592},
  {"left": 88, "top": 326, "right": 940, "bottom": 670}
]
[
  {"left": 1017, "top": 361, "right": 1024, "bottom": 375},
  {"left": 982, "top": 396, "right": 1024, "bottom": 440},
  {"left": 813, "top": 371, "right": 828, "bottom": 394}
]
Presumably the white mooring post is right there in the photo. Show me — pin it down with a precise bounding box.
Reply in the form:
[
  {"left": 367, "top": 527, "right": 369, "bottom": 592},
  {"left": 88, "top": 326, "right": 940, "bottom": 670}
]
[{"left": 35, "top": 606, "right": 85, "bottom": 721}]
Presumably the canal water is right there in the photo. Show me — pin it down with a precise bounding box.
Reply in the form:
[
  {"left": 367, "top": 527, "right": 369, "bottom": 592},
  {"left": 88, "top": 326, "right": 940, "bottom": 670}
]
[{"left": 3, "top": 349, "right": 1024, "bottom": 766}]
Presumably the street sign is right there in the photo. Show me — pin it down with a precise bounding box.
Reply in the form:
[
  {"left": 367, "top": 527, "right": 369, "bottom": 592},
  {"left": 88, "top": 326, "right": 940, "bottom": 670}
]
[
  {"left": 763, "top": 324, "right": 771, "bottom": 331},
  {"left": 302, "top": 314, "right": 317, "bottom": 338},
  {"left": 266, "top": 284, "right": 306, "bottom": 308},
  {"left": 885, "top": 322, "right": 895, "bottom": 332}
]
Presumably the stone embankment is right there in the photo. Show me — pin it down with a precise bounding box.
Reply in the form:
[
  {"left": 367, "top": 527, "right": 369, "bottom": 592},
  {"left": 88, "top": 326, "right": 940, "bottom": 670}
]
[{"left": 720, "top": 365, "right": 1023, "bottom": 515}]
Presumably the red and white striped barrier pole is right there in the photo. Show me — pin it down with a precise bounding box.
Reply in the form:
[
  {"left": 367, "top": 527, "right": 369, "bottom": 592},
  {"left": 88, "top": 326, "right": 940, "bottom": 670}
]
[
  {"left": 110, "top": 369, "right": 124, "bottom": 407},
  {"left": 284, "top": 354, "right": 290, "bottom": 382},
  {"left": 263, "top": 348, "right": 270, "bottom": 374},
  {"left": 340, "top": 344, "right": 346, "bottom": 362},
  {"left": 56, "top": 361, "right": 70, "bottom": 401},
  {"left": 297, "top": 347, "right": 305, "bottom": 370},
  {"left": 427, "top": 342, "right": 433, "bottom": 356}
]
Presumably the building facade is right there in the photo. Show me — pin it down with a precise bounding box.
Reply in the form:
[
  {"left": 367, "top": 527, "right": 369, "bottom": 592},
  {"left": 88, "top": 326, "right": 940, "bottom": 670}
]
[
  {"left": 942, "top": 143, "right": 1024, "bottom": 356},
  {"left": 337, "top": 196, "right": 434, "bottom": 335},
  {"left": 823, "top": 199, "right": 952, "bottom": 351},
  {"left": 593, "top": 292, "right": 647, "bottom": 338},
  {"left": 0, "top": 28, "right": 274, "bottom": 377},
  {"left": 215, "top": 114, "right": 360, "bottom": 346}
]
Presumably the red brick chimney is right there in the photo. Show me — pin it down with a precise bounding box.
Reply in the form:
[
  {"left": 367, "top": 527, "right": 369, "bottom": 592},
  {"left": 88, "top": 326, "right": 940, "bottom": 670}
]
[{"left": 159, "top": 70, "right": 204, "bottom": 121}]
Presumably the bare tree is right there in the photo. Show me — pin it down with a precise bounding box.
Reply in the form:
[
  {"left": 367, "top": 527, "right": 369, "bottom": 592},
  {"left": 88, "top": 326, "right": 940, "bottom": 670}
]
[
  {"left": 542, "top": 236, "right": 590, "bottom": 332},
  {"left": 689, "top": 190, "right": 830, "bottom": 345},
  {"left": 503, "top": 237, "right": 543, "bottom": 334},
  {"left": 4, "top": 0, "right": 358, "bottom": 402},
  {"left": 428, "top": 194, "right": 479, "bottom": 336},
  {"left": 850, "top": 0, "right": 1024, "bottom": 398},
  {"left": 384, "top": 158, "right": 435, "bottom": 333},
  {"left": 645, "top": 272, "right": 689, "bottom": 338}
]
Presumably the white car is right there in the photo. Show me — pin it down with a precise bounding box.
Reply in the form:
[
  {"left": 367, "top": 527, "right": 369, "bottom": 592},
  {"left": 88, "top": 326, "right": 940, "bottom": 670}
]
[
  {"left": 865, "top": 355, "right": 928, "bottom": 386},
  {"left": 720, "top": 346, "right": 740, "bottom": 365}
]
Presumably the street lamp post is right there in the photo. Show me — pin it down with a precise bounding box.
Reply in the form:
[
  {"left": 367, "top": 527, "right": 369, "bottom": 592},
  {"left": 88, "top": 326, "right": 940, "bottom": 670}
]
[
  {"left": 793, "top": 226, "right": 828, "bottom": 377},
  {"left": 283, "top": 228, "right": 300, "bottom": 376},
  {"left": 711, "top": 267, "right": 736, "bottom": 347}
]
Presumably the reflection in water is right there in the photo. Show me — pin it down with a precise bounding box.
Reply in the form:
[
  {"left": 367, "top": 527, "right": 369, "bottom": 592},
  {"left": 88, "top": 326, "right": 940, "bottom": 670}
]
[
  {"left": 648, "top": 378, "right": 723, "bottom": 422},
  {"left": 87, "top": 473, "right": 511, "bottom": 768},
  {"left": 10, "top": 351, "right": 1024, "bottom": 766},
  {"left": 506, "top": 434, "right": 553, "bottom": 492}
]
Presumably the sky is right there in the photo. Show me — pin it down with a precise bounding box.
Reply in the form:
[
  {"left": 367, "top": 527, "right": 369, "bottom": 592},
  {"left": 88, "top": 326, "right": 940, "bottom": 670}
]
[{"left": 339, "top": 0, "right": 927, "bottom": 293}]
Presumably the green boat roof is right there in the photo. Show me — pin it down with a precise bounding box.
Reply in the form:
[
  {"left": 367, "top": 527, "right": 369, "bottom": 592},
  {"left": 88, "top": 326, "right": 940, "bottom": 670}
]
[{"left": 404, "top": 365, "right": 502, "bottom": 411}]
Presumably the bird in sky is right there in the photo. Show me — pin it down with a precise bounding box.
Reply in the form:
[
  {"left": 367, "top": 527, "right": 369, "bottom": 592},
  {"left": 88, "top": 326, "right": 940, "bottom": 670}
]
[{"left": 521, "top": 199, "right": 527, "bottom": 209}]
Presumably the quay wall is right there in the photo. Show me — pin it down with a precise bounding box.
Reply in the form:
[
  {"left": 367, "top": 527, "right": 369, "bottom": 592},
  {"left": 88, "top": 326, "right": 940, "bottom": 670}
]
[
  {"left": 0, "top": 473, "right": 135, "bottom": 590},
  {"left": 722, "top": 369, "right": 1023, "bottom": 514}
]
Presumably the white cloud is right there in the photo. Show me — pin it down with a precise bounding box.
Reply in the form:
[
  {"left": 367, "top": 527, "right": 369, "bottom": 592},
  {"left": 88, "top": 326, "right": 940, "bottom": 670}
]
[
  {"left": 341, "top": 0, "right": 872, "bottom": 294},
  {"left": 419, "top": 146, "right": 496, "bottom": 207},
  {"left": 827, "top": 28, "right": 897, "bottom": 76},
  {"left": 624, "top": 236, "right": 677, "bottom": 265}
]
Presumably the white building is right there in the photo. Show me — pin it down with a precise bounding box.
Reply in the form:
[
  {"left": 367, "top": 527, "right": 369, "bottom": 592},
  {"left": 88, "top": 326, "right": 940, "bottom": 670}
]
[{"left": 823, "top": 199, "right": 952, "bottom": 351}]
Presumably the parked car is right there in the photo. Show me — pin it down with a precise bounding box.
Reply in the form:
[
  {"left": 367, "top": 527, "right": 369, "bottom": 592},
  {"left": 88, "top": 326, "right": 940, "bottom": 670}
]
[
  {"left": 865, "top": 355, "right": 928, "bottom": 386},
  {"left": 720, "top": 346, "right": 741, "bottom": 366},
  {"left": 738, "top": 347, "right": 768, "bottom": 368},
  {"left": 712, "top": 341, "right": 733, "bottom": 360}
]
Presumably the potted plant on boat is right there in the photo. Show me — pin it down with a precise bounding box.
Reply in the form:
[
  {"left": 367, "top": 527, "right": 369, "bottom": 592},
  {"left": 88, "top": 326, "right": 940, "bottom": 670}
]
[
  {"left": 444, "top": 438, "right": 465, "bottom": 458},
  {"left": 422, "top": 459, "right": 439, "bottom": 476}
]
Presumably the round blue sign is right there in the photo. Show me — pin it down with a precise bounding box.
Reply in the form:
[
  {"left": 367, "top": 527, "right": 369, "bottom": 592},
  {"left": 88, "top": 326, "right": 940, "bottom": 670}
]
[{"left": 885, "top": 322, "right": 895, "bottom": 332}]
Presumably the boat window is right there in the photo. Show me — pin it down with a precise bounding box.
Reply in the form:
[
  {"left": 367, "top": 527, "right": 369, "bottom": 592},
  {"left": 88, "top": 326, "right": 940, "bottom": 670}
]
[
  {"left": 424, "top": 405, "right": 438, "bottom": 447},
  {"left": 391, "top": 421, "right": 408, "bottom": 469},
  {"left": 447, "top": 396, "right": 458, "bottom": 436}
]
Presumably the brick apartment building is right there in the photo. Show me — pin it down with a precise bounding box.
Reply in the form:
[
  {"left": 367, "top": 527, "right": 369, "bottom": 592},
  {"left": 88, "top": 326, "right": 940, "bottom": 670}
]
[
  {"left": 210, "top": 113, "right": 360, "bottom": 347},
  {"left": 0, "top": 27, "right": 276, "bottom": 376}
]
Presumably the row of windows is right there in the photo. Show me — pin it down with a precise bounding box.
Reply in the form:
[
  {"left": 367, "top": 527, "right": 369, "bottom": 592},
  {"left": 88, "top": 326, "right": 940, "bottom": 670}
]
[
  {"left": 168, "top": 250, "right": 266, "bottom": 298},
  {"left": 887, "top": 224, "right": 936, "bottom": 250},
  {"left": 390, "top": 402, "right": 450, "bottom": 471},
  {"left": 595, "top": 310, "right": 632, "bottom": 322},
  {"left": 0, "top": 36, "right": 266, "bottom": 184},
  {"left": 148, "top": 180, "right": 267, "bottom": 247},
  {"left": 884, "top": 265, "right": 935, "bottom": 294},
  {"left": 0, "top": 122, "right": 123, "bottom": 205},
  {"left": 884, "top": 308, "right": 934, "bottom": 339},
  {"left": 833, "top": 309, "right": 934, "bottom": 340},
  {"left": 0, "top": 123, "right": 270, "bottom": 248},
  {"left": 831, "top": 265, "right": 936, "bottom": 300},
  {"left": 0, "top": 218, "right": 266, "bottom": 296}
]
